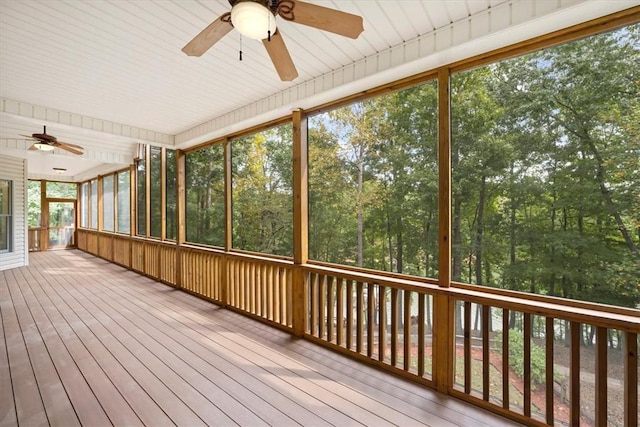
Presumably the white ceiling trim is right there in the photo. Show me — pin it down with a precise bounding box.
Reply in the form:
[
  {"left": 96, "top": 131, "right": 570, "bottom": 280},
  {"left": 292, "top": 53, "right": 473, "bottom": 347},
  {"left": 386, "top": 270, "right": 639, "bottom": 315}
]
[
  {"left": 0, "top": 138, "right": 132, "bottom": 165},
  {"left": 1, "top": 98, "right": 174, "bottom": 146},
  {"left": 175, "top": 0, "right": 637, "bottom": 148}
]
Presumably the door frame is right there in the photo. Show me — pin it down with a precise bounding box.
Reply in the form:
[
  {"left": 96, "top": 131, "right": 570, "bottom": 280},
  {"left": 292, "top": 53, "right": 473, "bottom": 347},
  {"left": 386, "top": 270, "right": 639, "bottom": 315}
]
[{"left": 45, "top": 198, "right": 77, "bottom": 250}]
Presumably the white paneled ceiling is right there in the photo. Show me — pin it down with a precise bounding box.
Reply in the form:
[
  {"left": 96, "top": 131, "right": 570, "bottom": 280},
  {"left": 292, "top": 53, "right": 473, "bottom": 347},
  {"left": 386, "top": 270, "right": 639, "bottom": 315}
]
[{"left": 0, "top": 0, "right": 636, "bottom": 181}]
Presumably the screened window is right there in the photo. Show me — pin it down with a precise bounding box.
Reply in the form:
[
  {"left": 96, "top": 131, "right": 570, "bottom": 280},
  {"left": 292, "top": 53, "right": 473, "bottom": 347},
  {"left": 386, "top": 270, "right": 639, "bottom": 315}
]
[
  {"left": 80, "top": 182, "right": 89, "bottom": 228},
  {"left": 28, "top": 180, "right": 41, "bottom": 228},
  {"left": 185, "top": 144, "right": 224, "bottom": 246},
  {"left": 46, "top": 181, "right": 76, "bottom": 198},
  {"left": 166, "top": 149, "right": 177, "bottom": 240},
  {"left": 308, "top": 81, "right": 439, "bottom": 277},
  {"left": 0, "top": 180, "right": 11, "bottom": 252},
  {"left": 149, "top": 146, "right": 162, "bottom": 238},
  {"left": 136, "top": 159, "right": 146, "bottom": 236},
  {"left": 102, "top": 175, "right": 114, "bottom": 232},
  {"left": 232, "top": 123, "right": 293, "bottom": 256},
  {"left": 450, "top": 24, "right": 640, "bottom": 309},
  {"left": 90, "top": 179, "right": 98, "bottom": 229},
  {"left": 117, "top": 170, "right": 130, "bottom": 234}
]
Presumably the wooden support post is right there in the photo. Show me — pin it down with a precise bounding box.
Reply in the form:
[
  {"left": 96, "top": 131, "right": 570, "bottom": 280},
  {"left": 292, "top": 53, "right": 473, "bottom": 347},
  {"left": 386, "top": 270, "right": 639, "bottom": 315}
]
[
  {"left": 160, "top": 148, "right": 166, "bottom": 240},
  {"left": 97, "top": 176, "right": 104, "bottom": 231},
  {"left": 292, "top": 108, "right": 308, "bottom": 337},
  {"left": 145, "top": 144, "right": 151, "bottom": 237},
  {"left": 434, "top": 67, "right": 452, "bottom": 394},
  {"left": 175, "top": 150, "right": 186, "bottom": 289},
  {"left": 40, "top": 180, "right": 48, "bottom": 251},
  {"left": 222, "top": 139, "right": 232, "bottom": 306}
]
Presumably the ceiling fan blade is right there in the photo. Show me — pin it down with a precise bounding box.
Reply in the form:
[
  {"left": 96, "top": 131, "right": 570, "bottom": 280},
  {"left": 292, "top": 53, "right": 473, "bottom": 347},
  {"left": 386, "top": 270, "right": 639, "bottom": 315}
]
[
  {"left": 55, "top": 140, "right": 83, "bottom": 149},
  {"left": 19, "top": 134, "right": 36, "bottom": 139},
  {"left": 182, "top": 12, "right": 233, "bottom": 57},
  {"left": 263, "top": 30, "right": 298, "bottom": 82},
  {"left": 54, "top": 142, "right": 83, "bottom": 156},
  {"left": 28, "top": 144, "right": 38, "bottom": 151},
  {"left": 281, "top": 1, "right": 364, "bottom": 39}
]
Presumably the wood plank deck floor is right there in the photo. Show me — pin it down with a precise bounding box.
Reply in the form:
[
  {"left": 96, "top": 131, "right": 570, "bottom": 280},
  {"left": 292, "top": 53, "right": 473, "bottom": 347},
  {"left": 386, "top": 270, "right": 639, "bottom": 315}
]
[{"left": 1, "top": 250, "right": 521, "bottom": 427}]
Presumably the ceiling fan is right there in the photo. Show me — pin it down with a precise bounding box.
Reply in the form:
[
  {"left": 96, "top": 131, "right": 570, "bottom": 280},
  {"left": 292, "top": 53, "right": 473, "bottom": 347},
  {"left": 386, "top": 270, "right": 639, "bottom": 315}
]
[
  {"left": 21, "top": 126, "right": 84, "bottom": 155},
  {"left": 182, "top": 0, "right": 364, "bottom": 81}
]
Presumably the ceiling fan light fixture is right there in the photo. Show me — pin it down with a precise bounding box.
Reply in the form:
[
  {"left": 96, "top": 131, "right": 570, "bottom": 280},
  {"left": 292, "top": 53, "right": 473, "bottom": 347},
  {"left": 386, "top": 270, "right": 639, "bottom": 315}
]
[
  {"left": 231, "top": 1, "right": 276, "bottom": 40},
  {"left": 34, "top": 142, "right": 55, "bottom": 151}
]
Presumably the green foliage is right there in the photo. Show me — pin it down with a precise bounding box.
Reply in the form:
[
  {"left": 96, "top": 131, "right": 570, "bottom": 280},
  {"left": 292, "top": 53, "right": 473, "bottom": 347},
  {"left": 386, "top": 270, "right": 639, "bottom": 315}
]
[
  {"left": 232, "top": 124, "right": 293, "bottom": 256},
  {"left": 496, "top": 330, "right": 548, "bottom": 386}
]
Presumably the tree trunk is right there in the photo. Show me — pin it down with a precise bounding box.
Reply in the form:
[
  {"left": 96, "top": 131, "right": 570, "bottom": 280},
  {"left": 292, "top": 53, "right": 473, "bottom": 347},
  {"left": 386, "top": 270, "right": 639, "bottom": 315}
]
[
  {"left": 475, "top": 175, "right": 486, "bottom": 286},
  {"left": 585, "top": 138, "right": 639, "bottom": 257},
  {"left": 386, "top": 210, "right": 393, "bottom": 271},
  {"left": 396, "top": 216, "right": 403, "bottom": 274}
]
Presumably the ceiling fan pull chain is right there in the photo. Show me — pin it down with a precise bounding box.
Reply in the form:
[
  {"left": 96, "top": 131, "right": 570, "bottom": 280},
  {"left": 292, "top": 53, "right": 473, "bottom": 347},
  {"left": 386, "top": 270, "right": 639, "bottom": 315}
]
[
  {"left": 239, "top": 35, "right": 243, "bottom": 61},
  {"left": 267, "top": 13, "right": 271, "bottom": 42}
]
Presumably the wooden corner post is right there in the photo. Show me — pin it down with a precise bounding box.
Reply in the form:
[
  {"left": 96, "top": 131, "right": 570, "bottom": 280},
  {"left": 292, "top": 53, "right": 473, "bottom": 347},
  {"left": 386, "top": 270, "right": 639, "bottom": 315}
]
[
  {"left": 435, "top": 68, "right": 453, "bottom": 394},
  {"left": 292, "top": 109, "right": 309, "bottom": 337},
  {"left": 223, "top": 139, "right": 232, "bottom": 307},
  {"left": 175, "top": 149, "right": 186, "bottom": 289}
]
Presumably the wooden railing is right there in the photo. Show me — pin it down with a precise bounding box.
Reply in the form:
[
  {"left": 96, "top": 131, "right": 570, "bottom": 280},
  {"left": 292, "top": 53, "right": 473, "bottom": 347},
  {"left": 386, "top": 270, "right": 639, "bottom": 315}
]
[
  {"left": 180, "top": 246, "right": 224, "bottom": 301},
  {"left": 448, "top": 287, "right": 639, "bottom": 427},
  {"left": 304, "top": 264, "right": 437, "bottom": 385},
  {"left": 227, "top": 253, "right": 293, "bottom": 329},
  {"left": 28, "top": 227, "right": 43, "bottom": 251},
  {"left": 75, "top": 228, "right": 639, "bottom": 426}
]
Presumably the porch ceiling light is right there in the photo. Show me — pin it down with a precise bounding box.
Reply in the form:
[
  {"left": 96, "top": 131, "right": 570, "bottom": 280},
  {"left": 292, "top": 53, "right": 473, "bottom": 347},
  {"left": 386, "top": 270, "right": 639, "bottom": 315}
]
[
  {"left": 231, "top": 0, "right": 276, "bottom": 40},
  {"left": 53, "top": 167, "right": 67, "bottom": 174},
  {"left": 34, "top": 142, "right": 55, "bottom": 151}
]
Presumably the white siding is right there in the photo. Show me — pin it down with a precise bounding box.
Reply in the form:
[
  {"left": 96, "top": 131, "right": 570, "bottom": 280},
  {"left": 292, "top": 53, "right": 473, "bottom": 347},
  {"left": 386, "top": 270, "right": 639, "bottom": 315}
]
[{"left": 0, "top": 155, "right": 28, "bottom": 270}]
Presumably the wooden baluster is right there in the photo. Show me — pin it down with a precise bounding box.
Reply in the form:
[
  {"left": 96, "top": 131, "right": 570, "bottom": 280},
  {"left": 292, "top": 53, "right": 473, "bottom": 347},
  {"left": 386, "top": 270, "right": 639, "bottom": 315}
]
[
  {"left": 570, "top": 321, "right": 581, "bottom": 426},
  {"left": 378, "top": 285, "right": 387, "bottom": 363},
  {"left": 546, "top": 317, "right": 555, "bottom": 426},
  {"left": 266, "top": 265, "right": 272, "bottom": 321},
  {"left": 595, "top": 326, "right": 607, "bottom": 426},
  {"left": 318, "top": 274, "right": 326, "bottom": 339},
  {"left": 403, "top": 290, "right": 411, "bottom": 372},
  {"left": 624, "top": 331, "right": 638, "bottom": 427},
  {"left": 482, "top": 305, "right": 490, "bottom": 401},
  {"left": 310, "top": 273, "right": 318, "bottom": 336},
  {"left": 367, "top": 283, "right": 375, "bottom": 358},
  {"left": 356, "top": 281, "right": 364, "bottom": 354},
  {"left": 391, "top": 288, "right": 398, "bottom": 367},
  {"left": 251, "top": 262, "right": 257, "bottom": 314},
  {"left": 327, "top": 276, "right": 335, "bottom": 343},
  {"left": 524, "top": 313, "right": 532, "bottom": 418},
  {"left": 285, "top": 268, "right": 293, "bottom": 327},
  {"left": 346, "top": 279, "right": 354, "bottom": 351},
  {"left": 336, "top": 278, "right": 344, "bottom": 347},
  {"left": 502, "top": 308, "right": 509, "bottom": 410},
  {"left": 464, "top": 301, "right": 471, "bottom": 394},
  {"left": 418, "top": 293, "right": 425, "bottom": 377}
]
